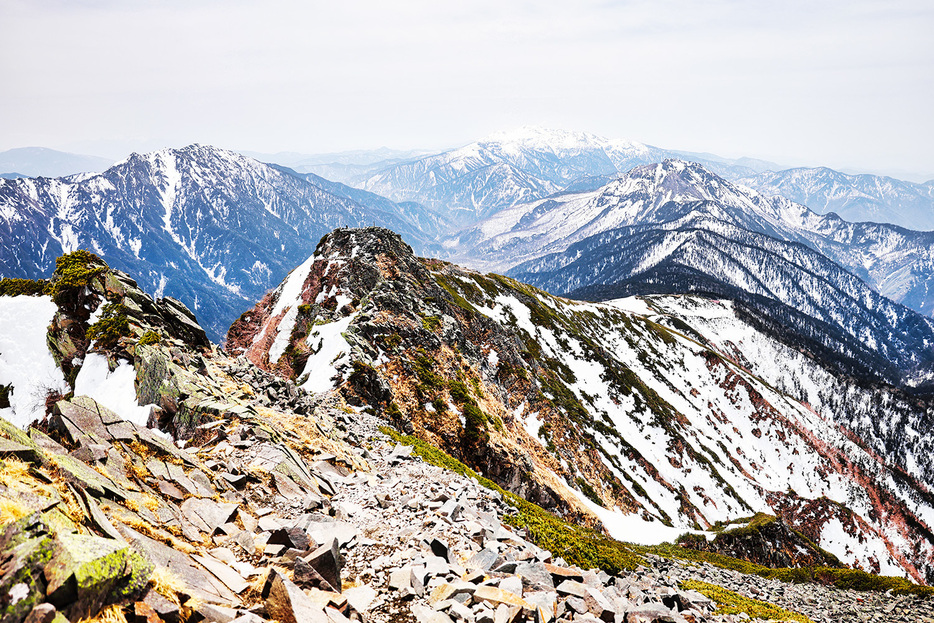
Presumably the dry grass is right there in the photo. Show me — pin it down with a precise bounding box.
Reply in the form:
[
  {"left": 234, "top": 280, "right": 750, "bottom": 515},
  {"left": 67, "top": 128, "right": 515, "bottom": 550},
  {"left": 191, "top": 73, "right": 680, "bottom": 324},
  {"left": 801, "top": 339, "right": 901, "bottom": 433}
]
[
  {"left": 242, "top": 565, "right": 290, "bottom": 605},
  {"left": 125, "top": 456, "right": 152, "bottom": 483},
  {"left": 252, "top": 405, "right": 367, "bottom": 471},
  {"left": 0, "top": 457, "right": 32, "bottom": 487},
  {"left": 149, "top": 566, "right": 186, "bottom": 606},
  {"left": 0, "top": 497, "right": 33, "bottom": 523},
  {"left": 124, "top": 493, "right": 160, "bottom": 514},
  {"left": 110, "top": 510, "right": 197, "bottom": 554},
  {"left": 77, "top": 604, "right": 128, "bottom": 623}
]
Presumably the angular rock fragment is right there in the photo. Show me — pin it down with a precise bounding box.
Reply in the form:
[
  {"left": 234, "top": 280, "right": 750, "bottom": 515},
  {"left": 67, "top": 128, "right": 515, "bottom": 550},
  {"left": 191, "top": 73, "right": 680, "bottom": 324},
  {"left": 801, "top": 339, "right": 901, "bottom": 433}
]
[{"left": 264, "top": 570, "right": 329, "bottom": 623}]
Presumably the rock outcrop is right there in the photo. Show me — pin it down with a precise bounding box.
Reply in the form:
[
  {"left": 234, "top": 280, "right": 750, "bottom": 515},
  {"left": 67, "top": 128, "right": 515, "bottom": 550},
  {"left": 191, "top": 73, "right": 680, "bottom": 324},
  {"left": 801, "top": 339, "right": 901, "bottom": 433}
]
[{"left": 227, "top": 227, "right": 934, "bottom": 585}]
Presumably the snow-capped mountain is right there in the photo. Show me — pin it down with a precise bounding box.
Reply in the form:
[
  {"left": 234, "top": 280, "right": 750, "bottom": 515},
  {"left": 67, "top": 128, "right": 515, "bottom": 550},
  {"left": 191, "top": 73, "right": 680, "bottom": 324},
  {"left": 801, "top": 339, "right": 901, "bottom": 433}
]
[
  {"left": 0, "top": 145, "right": 440, "bottom": 341},
  {"left": 444, "top": 160, "right": 934, "bottom": 385},
  {"left": 230, "top": 227, "right": 934, "bottom": 583},
  {"left": 453, "top": 160, "right": 934, "bottom": 316},
  {"left": 358, "top": 127, "right": 766, "bottom": 226},
  {"left": 510, "top": 214, "right": 934, "bottom": 386},
  {"left": 740, "top": 167, "right": 934, "bottom": 231}
]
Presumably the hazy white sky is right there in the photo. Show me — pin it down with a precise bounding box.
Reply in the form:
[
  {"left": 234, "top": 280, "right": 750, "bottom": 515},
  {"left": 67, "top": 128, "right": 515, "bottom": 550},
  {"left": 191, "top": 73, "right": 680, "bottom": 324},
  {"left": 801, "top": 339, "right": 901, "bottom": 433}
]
[{"left": 1, "top": 0, "right": 932, "bottom": 178}]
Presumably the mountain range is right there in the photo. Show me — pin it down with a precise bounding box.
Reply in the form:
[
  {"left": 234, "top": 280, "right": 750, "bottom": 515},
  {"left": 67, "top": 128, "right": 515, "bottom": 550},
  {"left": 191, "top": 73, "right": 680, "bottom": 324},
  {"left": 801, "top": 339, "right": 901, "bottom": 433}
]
[
  {"left": 354, "top": 127, "right": 778, "bottom": 226},
  {"left": 3, "top": 243, "right": 931, "bottom": 623},
  {"left": 740, "top": 167, "right": 934, "bottom": 231},
  {"left": 0, "top": 145, "right": 446, "bottom": 341},
  {"left": 3, "top": 125, "right": 934, "bottom": 608}
]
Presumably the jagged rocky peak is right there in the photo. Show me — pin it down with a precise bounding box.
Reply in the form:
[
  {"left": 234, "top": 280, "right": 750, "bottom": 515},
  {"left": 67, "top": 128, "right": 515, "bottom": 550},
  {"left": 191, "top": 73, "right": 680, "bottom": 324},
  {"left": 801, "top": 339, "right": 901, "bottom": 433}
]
[
  {"left": 42, "top": 249, "right": 208, "bottom": 373},
  {"left": 230, "top": 228, "right": 934, "bottom": 584}
]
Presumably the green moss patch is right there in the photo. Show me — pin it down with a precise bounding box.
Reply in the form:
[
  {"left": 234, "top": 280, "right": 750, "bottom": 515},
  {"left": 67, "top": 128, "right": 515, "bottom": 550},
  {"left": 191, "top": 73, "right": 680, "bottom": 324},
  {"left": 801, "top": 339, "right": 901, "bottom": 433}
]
[
  {"left": 137, "top": 331, "right": 161, "bottom": 347},
  {"left": 648, "top": 542, "right": 934, "bottom": 596},
  {"left": 49, "top": 250, "right": 107, "bottom": 303},
  {"left": 86, "top": 303, "right": 130, "bottom": 349},
  {"left": 681, "top": 579, "right": 814, "bottom": 622},
  {"left": 0, "top": 278, "right": 49, "bottom": 297}
]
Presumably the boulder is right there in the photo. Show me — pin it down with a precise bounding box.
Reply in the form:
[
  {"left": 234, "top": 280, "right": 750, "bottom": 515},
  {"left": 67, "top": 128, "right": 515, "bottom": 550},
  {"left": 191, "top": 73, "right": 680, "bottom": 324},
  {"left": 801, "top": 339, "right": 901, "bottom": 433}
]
[
  {"left": 44, "top": 532, "right": 152, "bottom": 620},
  {"left": 264, "top": 570, "right": 329, "bottom": 623},
  {"left": 302, "top": 539, "right": 342, "bottom": 593},
  {"left": 0, "top": 515, "right": 55, "bottom": 623}
]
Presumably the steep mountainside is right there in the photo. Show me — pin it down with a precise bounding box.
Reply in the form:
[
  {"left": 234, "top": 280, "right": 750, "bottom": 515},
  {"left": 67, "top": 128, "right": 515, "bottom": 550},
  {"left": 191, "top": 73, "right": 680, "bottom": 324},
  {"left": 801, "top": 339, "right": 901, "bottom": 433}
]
[
  {"left": 508, "top": 214, "right": 934, "bottom": 387},
  {"left": 452, "top": 161, "right": 934, "bottom": 308},
  {"left": 0, "top": 145, "right": 437, "bottom": 341},
  {"left": 740, "top": 167, "right": 934, "bottom": 231},
  {"left": 359, "top": 127, "right": 764, "bottom": 227},
  {"left": 229, "top": 227, "right": 934, "bottom": 584}
]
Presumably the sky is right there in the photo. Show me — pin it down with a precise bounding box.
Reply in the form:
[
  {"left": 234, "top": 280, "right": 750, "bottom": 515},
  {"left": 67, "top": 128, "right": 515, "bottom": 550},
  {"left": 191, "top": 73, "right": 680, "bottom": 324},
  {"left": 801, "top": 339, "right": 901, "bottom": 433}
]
[{"left": 1, "top": 0, "right": 932, "bottom": 179}]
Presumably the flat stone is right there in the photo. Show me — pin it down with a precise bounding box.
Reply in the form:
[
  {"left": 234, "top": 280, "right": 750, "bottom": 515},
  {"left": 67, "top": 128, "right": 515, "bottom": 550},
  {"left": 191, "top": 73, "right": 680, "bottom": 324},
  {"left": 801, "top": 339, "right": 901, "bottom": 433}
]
[
  {"left": 343, "top": 583, "right": 377, "bottom": 613},
  {"left": 192, "top": 554, "right": 250, "bottom": 594},
  {"left": 388, "top": 566, "right": 414, "bottom": 591},
  {"left": 499, "top": 576, "right": 523, "bottom": 597},
  {"left": 22, "top": 603, "right": 57, "bottom": 623},
  {"left": 410, "top": 604, "right": 453, "bottom": 623},
  {"left": 516, "top": 562, "right": 555, "bottom": 590},
  {"left": 0, "top": 438, "right": 43, "bottom": 464},
  {"left": 192, "top": 602, "right": 239, "bottom": 623},
  {"left": 625, "top": 603, "right": 680, "bottom": 623},
  {"left": 156, "top": 479, "right": 187, "bottom": 501},
  {"left": 53, "top": 397, "right": 112, "bottom": 442},
  {"left": 268, "top": 526, "right": 311, "bottom": 551},
  {"left": 181, "top": 498, "right": 239, "bottom": 533},
  {"left": 466, "top": 548, "right": 499, "bottom": 571},
  {"left": 493, "top": 604, "right": 522, "bottom": 623},
  {"left": 543, "top": 562, "right": 582, "bottom": 584},
  {"left": 44, "top": 532, "right": 152, "bottom": 620},
  {"left": 583, "top": 586, "right": 616, "bottom": 622},
  {"left": 294, "top": 557, "right": 336, "bottom": 592},
  {"left": 273, "top": 471, "right": 306, "bottom": 497},
  {"left": 116, "top": 524, "right": 238, "bottom": 606},
  {"left": 556, "top": 580, "right": 588, "bottom": 598},
  {"left": 472, "top": 585, "right": 534, "bottom": 610},
  {"left": 77, "top": 488, "right": 126, "bottom": 543},
  {"left": 166, "top": 462, "right": 201, "bottom": 497},
  {"left": 429, "top": 581, "right": 476, "bottom": 606},
  {"left": 143, "top": 587, "right": 180, "bottom": 622},
  {"left": 304, "top": 521, "right": 359, "bottom": 548},
  {"left": 221, "top": 472, "right": 248, "bottom": 489}
]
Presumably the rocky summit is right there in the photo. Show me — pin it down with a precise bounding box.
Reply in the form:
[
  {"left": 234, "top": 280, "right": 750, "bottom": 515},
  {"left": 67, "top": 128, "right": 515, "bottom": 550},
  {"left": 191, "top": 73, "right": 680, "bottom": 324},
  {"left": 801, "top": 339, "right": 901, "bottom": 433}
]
[{"left": 0, "top": 234, "right": 933, "bottom": 623}]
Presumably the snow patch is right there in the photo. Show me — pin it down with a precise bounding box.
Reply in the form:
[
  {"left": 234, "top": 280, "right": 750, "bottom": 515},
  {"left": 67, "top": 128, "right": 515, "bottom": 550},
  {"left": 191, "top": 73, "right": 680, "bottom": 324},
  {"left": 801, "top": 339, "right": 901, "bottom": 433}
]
[
  {"left": 0, "top": 296, "right": 69, "bottom": 428},
  {"left": 73, "top": 353, "right": 156, "bottom": 427},
  {"left": 298, "top": 314, "right": 357, "bottom": 394}
]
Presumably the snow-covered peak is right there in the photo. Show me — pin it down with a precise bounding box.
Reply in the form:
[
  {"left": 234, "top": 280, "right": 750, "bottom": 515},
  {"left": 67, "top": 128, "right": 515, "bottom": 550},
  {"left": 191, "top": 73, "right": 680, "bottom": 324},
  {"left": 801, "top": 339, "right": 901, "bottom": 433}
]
[{"left": 482, "top": 126, "right": 606, "bottom": 150}]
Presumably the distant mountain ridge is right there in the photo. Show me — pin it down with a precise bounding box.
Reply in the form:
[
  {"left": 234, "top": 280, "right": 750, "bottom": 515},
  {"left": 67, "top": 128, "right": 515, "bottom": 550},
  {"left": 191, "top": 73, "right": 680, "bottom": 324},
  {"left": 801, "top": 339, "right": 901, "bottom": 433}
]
[
  {"left": 740, "top": 167, "right": 934, "bottom": 231},
  {"left": 357, "top": 127, "right": 774, "bottom": 227},
  {"left": 0, "top": 146, "right": 114, "bottom": 178},
  {"left": 452, "top": 159, "right": 934, "bottom": 318},
  {"left": 0, "top": 145, "right": 442, "bottom": 341}
]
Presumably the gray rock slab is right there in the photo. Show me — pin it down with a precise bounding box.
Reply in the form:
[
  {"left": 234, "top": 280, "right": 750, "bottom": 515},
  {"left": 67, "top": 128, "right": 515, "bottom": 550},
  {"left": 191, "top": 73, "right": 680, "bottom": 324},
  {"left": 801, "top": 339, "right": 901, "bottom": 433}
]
[
  {"left": 115, "top": 524, "right": 238, "bottom": 606},
  {"left": 192, "top": 554, "right": 250, "bottom": 594}
]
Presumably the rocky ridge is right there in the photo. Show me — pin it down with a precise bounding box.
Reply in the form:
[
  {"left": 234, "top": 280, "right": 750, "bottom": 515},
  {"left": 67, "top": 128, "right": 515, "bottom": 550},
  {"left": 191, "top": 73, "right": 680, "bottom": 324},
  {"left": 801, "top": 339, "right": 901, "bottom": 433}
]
[
  {"left": 228, "top": 227, "right": 934, "bottom": 584},
  {"left": 1, "top": 248, "right": 933, "bottom": 622}
]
